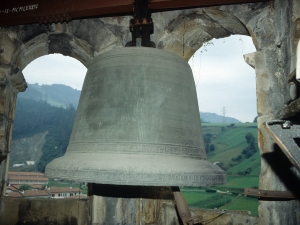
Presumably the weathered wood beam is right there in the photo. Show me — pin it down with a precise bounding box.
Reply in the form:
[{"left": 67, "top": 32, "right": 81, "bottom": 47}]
[
  {"left": 0, "top": 0, "right": 270, "bottom": 27},
  {"left": 149, "top": 0, "right": 270, "bottom": 11}
]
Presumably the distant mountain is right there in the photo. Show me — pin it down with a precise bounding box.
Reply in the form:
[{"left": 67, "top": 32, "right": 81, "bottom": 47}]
[
  {"left": 18, "top": 83, "right": 81, "bottom": 108},
  {"left": 200, "top": 112, "right": 241, "bottom": 123}
]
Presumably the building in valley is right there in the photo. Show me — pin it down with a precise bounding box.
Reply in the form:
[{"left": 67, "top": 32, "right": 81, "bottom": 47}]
[
  {"left": 47, "top": 187, "right": 82, "bottom": 198},
  {"left": 8, "top": 172, "right": 49, "bottom": 185}
]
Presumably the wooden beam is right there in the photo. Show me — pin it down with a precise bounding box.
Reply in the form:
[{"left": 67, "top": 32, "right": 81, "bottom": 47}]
[
  {"left": 148, "top": 0, "right": 270, "bottom": 11},
  {"left": 0, "top": 0, "right": 270, "bottom": 27}
]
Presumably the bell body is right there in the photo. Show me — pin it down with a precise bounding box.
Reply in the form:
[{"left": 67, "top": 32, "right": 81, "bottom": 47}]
[{"left": 45, "top": 47, "right": 226, "bottom": 186}]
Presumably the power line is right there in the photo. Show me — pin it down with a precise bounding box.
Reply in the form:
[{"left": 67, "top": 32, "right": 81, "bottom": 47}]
[{"left": 221, "top": 107, "right": 227, "bottom": 124}]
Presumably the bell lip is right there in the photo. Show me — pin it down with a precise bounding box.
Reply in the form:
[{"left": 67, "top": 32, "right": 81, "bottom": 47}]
[{"left": 45, "top": 153, "right": 226, "bottom": 187}]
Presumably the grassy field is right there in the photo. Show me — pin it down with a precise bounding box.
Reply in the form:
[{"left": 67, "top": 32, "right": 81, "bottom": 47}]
[
  {"left": 220, "top": 176, "right": 259, "bottom": 189},
  {"left": 201, "top": 123, "right": 257, "bottom": 127},
  {"left": 181, "top": 187, "right": 258, "bottom": 215},
  {"left": 220, "top": 195, "right": 258, "bottom": 215},
  {"left": 48, "top": 179, "right": 87, "bottom": 194},
  {"left": 182, "top": 122, "right": 260, "bottom": 215},
  {"left": 202, "top": 123, "right": 260, "bottom": 176}
]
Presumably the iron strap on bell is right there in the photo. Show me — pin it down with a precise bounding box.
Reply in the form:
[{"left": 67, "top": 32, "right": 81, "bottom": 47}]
[{"left": 45, "top": 47, "right": 225, "bottom": 186}]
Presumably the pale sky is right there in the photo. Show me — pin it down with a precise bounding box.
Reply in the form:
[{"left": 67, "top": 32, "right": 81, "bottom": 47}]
[
  {"left": 189, "top": 35, "right": 257, "bottom": 122},
  {"left": 23, "top": 35, "right": 257, "bottom": 122}
]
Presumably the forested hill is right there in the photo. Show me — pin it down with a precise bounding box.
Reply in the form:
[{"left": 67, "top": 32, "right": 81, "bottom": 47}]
[
  {"left": 10, "top": 98, "right": 76, "bottom": 172},
  {"left": 18, "top": 83, "right": 81, "bottom": 108},
  {"left": 200, "top": 112, "right": 241, "bottom": 123}
]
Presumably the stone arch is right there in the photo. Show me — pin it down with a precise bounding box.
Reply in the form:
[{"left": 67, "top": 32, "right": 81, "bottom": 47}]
[
  {"left": 6, "top": 7, "right": 261, "bottom": 72},
  {"left": 12, "top": 29, "right": 93, "bottom": 71},
  {"left": 7, "top": 17, "right": 131, "bottom": 72},
  {"left": 154, "top": 7, "right": 250, "bottom": 60},
  {"left": 1, "top": 1, "right": 300, "bottom": 224}
]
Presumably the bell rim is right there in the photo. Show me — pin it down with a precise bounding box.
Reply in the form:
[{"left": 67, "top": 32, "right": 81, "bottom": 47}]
[{"left": 45, "top": 152, "right": 226, "bottom": 187}]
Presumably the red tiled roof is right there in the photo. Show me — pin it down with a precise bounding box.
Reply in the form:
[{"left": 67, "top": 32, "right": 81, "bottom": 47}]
[
  {"left": 11, "top": 184, "right": 43, "bottom": 190},
  {"left": 6, "top": 186, "right": 17, "bottom": 191},
  {"left": 7, "top": 192, "right": 23, "bottom": 197},
  {"left": 47, "top": 187, "right": 81, "bottom": 193},
  {"left": 30, "top": 184, "right": 43, "bottom": 189},
  {"left": 23, "top": 190, "right": 50, "bottom": 197},
  {"left": 8, "top": 172, "right": 44, "bottom": 176},
  {"left": 11, "top": 184, "right": 21, "bottom": 189},
  {"left": 7, "top": 190, "right": 51, "bottom": 197}
]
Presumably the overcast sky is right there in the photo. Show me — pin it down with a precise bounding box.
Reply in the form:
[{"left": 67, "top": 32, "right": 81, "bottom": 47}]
[
  {"left": 23, "top": 35, "right": 257, "bottom": 123},
  {"left": 189, "top": 35, "right": 257, "bottom": 122}
]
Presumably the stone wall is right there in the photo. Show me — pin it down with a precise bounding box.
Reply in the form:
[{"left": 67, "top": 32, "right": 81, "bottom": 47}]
[
  {"left": 0, "top": 198, "right": 89, "bottom": 225},
  {"left": 0, "top": 0, "right": 299, "bottom": 224},
  {"left": 0, "top": 197, "right": 258, "bottom": 225}
]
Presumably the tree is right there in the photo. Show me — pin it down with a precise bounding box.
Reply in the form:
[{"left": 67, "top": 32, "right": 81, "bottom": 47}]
[
  {"left": 245, "top": 133, "right": 255, "bottom": 145},
  {"left": 203, "top": 133, "right": 212, "bottom": 152},
  {"left": 242, "top": 132, "right": 257, "bottom": 158},
  {"left": 210, "top": 144, "right": 215, "bottom": 152},
  {"left": 19, "top": 184, "right": 32, "bottom": 191}
]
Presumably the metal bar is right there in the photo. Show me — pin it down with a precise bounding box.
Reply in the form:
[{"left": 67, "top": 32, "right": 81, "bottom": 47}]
[
  {"left": 0, "top": 0, "right": 270, "bottom": 27},
  {"left": 244, "top": 188, "right": 298, "bottom": 199},
  {"left": 264, "top": 120, "right": 300, "bottom": 172},
  {"left": 173, "top": 188, "right": 202, "bottom": 225}
]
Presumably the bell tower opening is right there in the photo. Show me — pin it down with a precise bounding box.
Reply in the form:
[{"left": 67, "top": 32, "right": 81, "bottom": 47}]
[
  {"left": 183, "top": 35, "right": 259, "bottom": 214},
  {"left": 22, "top": 54, "right": 86, "bottom": 91},
  {"left": 189, "top": 35, "right": 257, "bottom": 123},
  {"left": 7, "top": 54, "right": 87, "bottom": 197}
]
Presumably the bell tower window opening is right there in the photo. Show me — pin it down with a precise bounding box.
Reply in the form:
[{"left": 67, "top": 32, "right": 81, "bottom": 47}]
[
  {"left": 186, "top": 35, "right": 259, "bottom": 214},
  {"left": 6, "top": 53, "right": 86, "bottom": 197}
]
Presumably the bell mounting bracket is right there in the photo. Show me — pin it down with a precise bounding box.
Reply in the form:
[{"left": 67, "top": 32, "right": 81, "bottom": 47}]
[{"left": 130, "top": 0, "right": 154, "bottom": 47}]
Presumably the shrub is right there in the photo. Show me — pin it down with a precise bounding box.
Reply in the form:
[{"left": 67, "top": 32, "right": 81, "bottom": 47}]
[
  {"left": 19, "top": 184, "right": 32, "bottom": 191},
  {"left": 206, "top": 189, "right": 217, "bottom": 193}
]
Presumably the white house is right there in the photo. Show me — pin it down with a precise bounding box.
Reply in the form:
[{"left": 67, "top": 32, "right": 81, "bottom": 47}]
[{"left": 47, "top": 187, "right": 82, "bottom": 198}]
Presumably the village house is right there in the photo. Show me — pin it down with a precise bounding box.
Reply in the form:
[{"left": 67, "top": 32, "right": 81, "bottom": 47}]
[
  {"left": 5, "top": 187, "right": 82, "bottom": 199},
  {"left": 47, "top": 187, "right": 81, "bottom": 198},
  {"left": 5, "top": 185, "right": 18, "bottom": 193},
  {"left": 8, "top": 172, "right": 49, "bottom": 185},
  {"left": 6, "top": 190, "right": 51, "bottom": 198},
  {"left": 6, "top": 172, "right": 82, "bottom": 199}
]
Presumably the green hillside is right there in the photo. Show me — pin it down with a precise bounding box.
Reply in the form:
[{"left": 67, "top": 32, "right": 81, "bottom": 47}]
[
  {"left": 202, "top": 123, "right": 259, "bottom": 176},
  {"left": 10, "top": 84, "right": 79, "bottom": 171},
  {"left": 182, "top": 123, "right": 260, "bottom": 215}
]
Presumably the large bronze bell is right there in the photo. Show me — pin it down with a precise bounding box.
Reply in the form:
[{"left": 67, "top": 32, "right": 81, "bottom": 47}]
[{"left": 45, "top": 47, "right": 226, "bottom": 186}]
